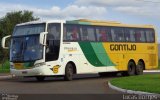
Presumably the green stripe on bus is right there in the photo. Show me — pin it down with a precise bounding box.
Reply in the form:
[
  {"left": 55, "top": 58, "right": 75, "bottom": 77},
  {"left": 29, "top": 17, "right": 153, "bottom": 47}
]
[
  {"left": 90, "top": 43, "right": 115, "bottom": 66},
  {"left": 78, "top": 42, "right": 116, "bottom": 67},
  {"left": 78, "top": 42, "right": 103, "bottom": 66}
]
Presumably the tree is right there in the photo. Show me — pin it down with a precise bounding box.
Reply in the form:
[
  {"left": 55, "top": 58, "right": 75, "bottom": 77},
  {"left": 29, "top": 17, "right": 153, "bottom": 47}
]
[{"left": 0, "top": 10, "right": 39, "bottom": 62}]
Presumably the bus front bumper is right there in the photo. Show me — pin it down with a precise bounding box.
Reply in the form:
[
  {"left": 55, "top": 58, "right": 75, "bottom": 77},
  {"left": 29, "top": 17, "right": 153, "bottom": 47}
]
[{"left": 10, "top": 66, "right": 60, "bottom": 77}]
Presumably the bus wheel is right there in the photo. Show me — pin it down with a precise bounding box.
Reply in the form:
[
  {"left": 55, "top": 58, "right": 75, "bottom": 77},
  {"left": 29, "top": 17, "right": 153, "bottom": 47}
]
[
  {"left": 135, "top": 61, "right": 144, "bottom": 75},
  {"left": 36, "top": 76, "right": 45, "bottom": 81},
  {"left": 122, "top": 61, "right": 136, "bottom": 76},
  {"left": 64, "top": 63, "right": 74, "bottom": 81},
  {"left": 127, "top": 61, "right": 136, "bottom": 76}
]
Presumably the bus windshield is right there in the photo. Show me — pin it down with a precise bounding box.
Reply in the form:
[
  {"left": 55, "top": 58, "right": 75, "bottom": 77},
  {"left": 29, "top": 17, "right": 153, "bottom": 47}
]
[
  {"left": 10, "top": 24, "right": 45, "bottom": 62},
  {"left": 13, "top": 24, "right": 45, "bottom": 36}
]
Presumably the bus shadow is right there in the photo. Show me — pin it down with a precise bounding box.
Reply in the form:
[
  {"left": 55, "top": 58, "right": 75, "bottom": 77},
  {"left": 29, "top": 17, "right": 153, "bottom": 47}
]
[{"left": 10, "top": 73, "right": 123, "bottom": 83}]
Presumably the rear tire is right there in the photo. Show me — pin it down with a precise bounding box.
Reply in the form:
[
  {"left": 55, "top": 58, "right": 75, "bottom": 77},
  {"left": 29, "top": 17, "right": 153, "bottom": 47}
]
[
  {"left": 36, "top": 76, "right": 45, "bottom": 81},
  {"left": 135, "top": 61, "right": 144, "bottom": 75},
  {"left": 122, "top": 61, "right": 136, "bottom": 76},
  {"left": 64, "top": 63, "right": 74, "bottom": 81}
]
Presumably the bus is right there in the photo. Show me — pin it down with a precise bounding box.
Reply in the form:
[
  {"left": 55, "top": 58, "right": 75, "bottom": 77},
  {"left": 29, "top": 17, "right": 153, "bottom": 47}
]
[{"left": 2, "top": 19, "right": 158, "bottom": 81}]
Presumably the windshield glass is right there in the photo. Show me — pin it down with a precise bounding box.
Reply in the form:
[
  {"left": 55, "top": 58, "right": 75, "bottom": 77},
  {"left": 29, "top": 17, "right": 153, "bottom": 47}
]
[
  {"left": 13, "top": 24, "right": 45, "bottom": 36},
  {"left": 10, "top": 24, "right": 45, "bottom": 62}
]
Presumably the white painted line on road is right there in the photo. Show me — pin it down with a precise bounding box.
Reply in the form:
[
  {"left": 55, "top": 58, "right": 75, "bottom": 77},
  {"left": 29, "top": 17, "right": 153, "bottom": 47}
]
[{"left": 143, "top": 70, "right": 160, "bottom": 73}]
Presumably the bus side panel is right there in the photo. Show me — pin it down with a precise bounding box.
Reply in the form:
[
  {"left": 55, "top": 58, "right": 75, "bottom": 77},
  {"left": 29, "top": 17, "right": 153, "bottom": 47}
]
[
  {"left": 62, "top": 42, "right": 95, "bottom": 74},
  {"left": 78, "top": 42, "right": 118, "bottom": 73},
  {"left": 103, "top": 43, "right": 158, "bottom": 71},
  {"left": 62, "top": 42, "right": 118, "bottom": 74}
]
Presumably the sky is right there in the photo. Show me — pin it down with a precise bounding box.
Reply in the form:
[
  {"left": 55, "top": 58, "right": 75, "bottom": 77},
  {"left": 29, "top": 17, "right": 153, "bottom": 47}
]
[{"left": 0, "top": 0, "right": 160, "bottom": 42}]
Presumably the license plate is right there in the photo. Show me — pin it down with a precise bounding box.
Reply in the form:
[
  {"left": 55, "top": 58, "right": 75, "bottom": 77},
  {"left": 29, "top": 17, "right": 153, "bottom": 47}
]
[{"left": 22, "top": 71, "right": 27, "bottom": 74}]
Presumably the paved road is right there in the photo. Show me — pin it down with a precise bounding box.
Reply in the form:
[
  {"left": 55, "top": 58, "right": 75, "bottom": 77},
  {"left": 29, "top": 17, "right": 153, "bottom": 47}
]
[
  {"left": 0, "top": 71, "right": 159, "bottom": 94},
  {"left": 0, "top": 74, "right": 121, "bottom": 94}
]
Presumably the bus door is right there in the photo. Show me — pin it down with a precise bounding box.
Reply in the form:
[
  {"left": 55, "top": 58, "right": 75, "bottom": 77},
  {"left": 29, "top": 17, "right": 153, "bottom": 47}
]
[{"left": 46, "top": 23, "right": 61, "bottom": 62}]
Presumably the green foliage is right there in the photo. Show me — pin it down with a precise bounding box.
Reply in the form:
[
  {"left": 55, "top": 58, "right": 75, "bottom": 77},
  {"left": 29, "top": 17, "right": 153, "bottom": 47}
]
[
  {"left": 158, "top": 59, "right": 160, "bottom": 69},
  {"left": 0, "top": 60, "right": 10, "bottom": 73},
  {"left": 110, "top": 74, "right": 160, "bottom": 93},
  {"left": 0, "top": 10, "right": 39, "bottom": 36},
  {"left": 0, "top": 10, "right": 39, "bottom": 62}
]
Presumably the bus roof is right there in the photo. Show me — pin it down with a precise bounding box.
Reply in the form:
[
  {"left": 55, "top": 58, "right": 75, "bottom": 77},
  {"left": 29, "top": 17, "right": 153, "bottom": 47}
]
[
  {"left": 66, "top": 19, "right": 154, "bottom": 29},
  {"left": 16, "top": 19, "right": 154, "bottom": 29},
  {"left": 16, "top": 21, "right": 46, "bottom": 26},
  {"left": 16, "top": 20, "right": 65, "bottom": 26}
]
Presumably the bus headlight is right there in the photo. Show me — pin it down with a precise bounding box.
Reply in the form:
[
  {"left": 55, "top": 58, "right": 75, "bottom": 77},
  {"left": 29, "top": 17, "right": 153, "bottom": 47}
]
[{"left": 34, "top": 62, "right": 46, "bottom": 68}]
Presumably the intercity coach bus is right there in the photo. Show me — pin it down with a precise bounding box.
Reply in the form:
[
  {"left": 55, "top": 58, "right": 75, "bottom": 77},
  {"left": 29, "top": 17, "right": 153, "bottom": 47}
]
[{"left": 2, "top": 19, "right": 158, "bottom": 81}]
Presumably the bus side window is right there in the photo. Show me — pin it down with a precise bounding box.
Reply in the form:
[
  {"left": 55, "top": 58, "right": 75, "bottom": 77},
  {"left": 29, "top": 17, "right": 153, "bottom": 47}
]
[
  {"left": 151, "top": 30, "right": 155, "bottom": 42},
  {"left": 125, "top": 28, "right": 136, "bottom": 42},
  {"left": 146, "top": 29, "right": 155, "bottom": 43},
  {"left": 87, "top": 27, "right": 96, "bottom": 41},
  {"left": 80, "top": 26, "right": 95, "bottom": 41},
  {"left": 129, "top": 29, "right": 136, "bottom": 42},
  {"left": 96, "top": 28, "right": 100, "bottom": 41},
  {"left": 146, "top": 30, "right": 151, "bottom": 42},
  {"left": 96, "top": 27, "right": 111, "bottom": 42},
  {"left": 140, "top": 30, "right": 146, "bottom": 42},
  {"left": 65, "top": 25, "right": 80, "bottom": 41},
  {"left": 136, "top": 30, "right": 146, "bottom": 42},
  {"left": 100, "top": 29, "right": 107, "bottom": 41},
  {"left": 80, "top": 27, "right": 88, "bottom": 41},
  {"left": 96, "top": 27, "right": 107, "bottom": 42},
  {"left": 124, "top": 29, "right": 130, "bottom": 42},
  {"left": 71, "top": 27, "right": 79, "bottom": 41},
  {"left": 66, "top": 27, "right": 72, "bottom": 41},
  {"left": 63, "top": 26, "right": 67, "bottom": 41},
  {"left": 135, "top": 31, "right": 141, "bottom": 42},
  {"left": 106, "top": 27, "right": 112, "bottom": 42},
  {"left": 111, "top": 29, "right": 117, "bottom": 42},
  {"left": 111, "top": 28, "right": 124, "bottom": 42},
  {"left": 117, "top": 28, "right": 124, "bottom": 42}
]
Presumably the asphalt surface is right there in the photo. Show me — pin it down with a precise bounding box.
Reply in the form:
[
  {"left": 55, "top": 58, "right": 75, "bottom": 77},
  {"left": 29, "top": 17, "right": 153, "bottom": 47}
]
[
  {"left": 0, "top": 74, "right": 122, "bottom": 94},
  {"left": 0, "top": 72, "right": 159, "bottom": 100},
  {"left": 0, "top": 71, "right": 159, "bottom": 95}
]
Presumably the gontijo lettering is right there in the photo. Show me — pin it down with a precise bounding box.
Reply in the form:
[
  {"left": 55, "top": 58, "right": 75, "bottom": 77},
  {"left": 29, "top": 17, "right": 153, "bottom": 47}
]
[{"left": 110, "top": 44, "right": 136, "bottom": 51}]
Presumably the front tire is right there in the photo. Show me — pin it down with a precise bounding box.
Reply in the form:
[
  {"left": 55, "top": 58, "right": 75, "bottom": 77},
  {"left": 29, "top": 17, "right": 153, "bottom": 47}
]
[{"left": 64, "top": 63, "right": 74, "bottom": 81}]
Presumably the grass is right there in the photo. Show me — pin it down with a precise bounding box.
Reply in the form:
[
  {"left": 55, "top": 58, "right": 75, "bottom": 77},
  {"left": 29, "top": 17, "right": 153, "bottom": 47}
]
[
  {"left": 110, "top": 74, "right": 160, "bottom": 94},
  {"left": 158, "top": 59, "right": 160, "bottom": 69},
  {"left": 0, "top": 60, "right": 10, "bottom": 73}
]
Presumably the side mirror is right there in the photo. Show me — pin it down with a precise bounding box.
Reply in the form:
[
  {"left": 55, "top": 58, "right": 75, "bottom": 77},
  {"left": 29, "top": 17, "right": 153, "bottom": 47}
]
[
  {"left": 2, "top": 35, "right": 11, "bottom": 49},
  {"left": 39, "top": 32, "right": 48, "bottom": 45}
]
